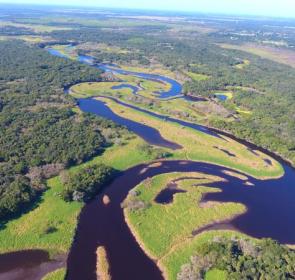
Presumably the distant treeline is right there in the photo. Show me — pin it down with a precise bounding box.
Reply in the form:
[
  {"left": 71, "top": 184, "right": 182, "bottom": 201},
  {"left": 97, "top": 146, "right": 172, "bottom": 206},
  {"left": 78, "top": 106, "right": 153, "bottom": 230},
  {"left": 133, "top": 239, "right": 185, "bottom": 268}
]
[
  {"left": 50, "top": 27, "right": 295, "bottom": 165},
  {"left": 183, "top": 50, "right": 295, "bottom": 165}
]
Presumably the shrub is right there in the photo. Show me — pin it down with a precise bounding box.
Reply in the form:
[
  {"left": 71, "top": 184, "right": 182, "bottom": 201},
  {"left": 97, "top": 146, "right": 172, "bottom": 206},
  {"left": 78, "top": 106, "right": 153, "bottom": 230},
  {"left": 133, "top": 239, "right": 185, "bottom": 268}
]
[
  {"left": 121, "top": 196, "right": 149, "bottom": 211},
  {"left": 61, "top": 164, "right": 116, "bottom": 202},
  {"left": 0, "top": 176, "right": 36, "bottom": 219},
  {"left": 42, "top": 223, "right": 58, "bottom": 235},
  {"left": 177, "top": 238, "right": 295, "bottom": 280},
  {"left": 138, "top": 144, "right": 172, "bottom": 159}
]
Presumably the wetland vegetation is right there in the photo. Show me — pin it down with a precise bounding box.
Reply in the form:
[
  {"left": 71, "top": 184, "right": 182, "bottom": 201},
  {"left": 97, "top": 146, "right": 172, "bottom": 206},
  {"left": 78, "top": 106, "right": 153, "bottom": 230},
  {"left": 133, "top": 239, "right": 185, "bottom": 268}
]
[{"left": 0, "top": 4, "right": 295, "bottom": 280}]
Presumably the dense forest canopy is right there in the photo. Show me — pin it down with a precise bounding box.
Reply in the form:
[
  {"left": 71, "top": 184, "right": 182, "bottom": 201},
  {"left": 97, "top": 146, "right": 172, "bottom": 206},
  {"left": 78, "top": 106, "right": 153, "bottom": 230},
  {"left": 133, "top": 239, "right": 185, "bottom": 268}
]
[
  {"left": 60, "top": 164, "right": 116, "bottom": 202},
  {"left": 0, "top": 7, "right": 295, "bottom": 279},
  {"left": 0, "top": 40, "right": 127, "bottom": 220},
  {"left": 0, "top": 7, "right": 295, "bottom": 218},
  {"left": 178, "top": 238, "right": 295, "bottom": 280},
  {"left": 49, "top": 26, "right": 295, "bottom": 164}
]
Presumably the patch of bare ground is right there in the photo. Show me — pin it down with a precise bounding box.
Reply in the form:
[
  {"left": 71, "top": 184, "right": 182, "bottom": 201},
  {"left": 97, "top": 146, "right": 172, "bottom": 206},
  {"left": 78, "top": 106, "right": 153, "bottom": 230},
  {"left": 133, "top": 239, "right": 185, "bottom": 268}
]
[
  {"left": 220, "top": 43, "right": 295, "bottom": 68},
  {"left": 244, "top": 181, "right": 255, "bottom": 187},
  {"left": 191, "top": 100, "right": 233, "bottom": 118},
  {"left": 287, "top": 244, "right": 295, "bottom": 250},
  {"left": 222, "top": 170, "right": 248, "bottom": 181},
  {"left": 199, "top": 200, "right": 223, "bottom": 208},
  {"left": 140, "top": 162, "right": 163, "bottom": 174},
  {"left": 102, "top": 195, "right": 111, "bottom": 205},
  {"left": 148, "top": 162, "right": 163, "bottom": 168},
  {"left": 96, "top": 247, "right": 111, "bottom": 280}
]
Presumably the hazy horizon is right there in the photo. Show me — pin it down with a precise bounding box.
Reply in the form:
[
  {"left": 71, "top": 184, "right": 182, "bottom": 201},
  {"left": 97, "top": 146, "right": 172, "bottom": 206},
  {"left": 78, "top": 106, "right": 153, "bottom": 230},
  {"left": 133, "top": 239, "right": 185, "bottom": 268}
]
[{"left": 0, "top": 0, "right": 295, "bottom": 19}]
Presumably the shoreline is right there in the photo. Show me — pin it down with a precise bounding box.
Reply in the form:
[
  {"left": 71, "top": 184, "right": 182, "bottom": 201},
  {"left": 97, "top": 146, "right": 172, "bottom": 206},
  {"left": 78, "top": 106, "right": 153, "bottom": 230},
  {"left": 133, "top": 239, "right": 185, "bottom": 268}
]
[
  {"left": 68, "top": 84, "right": 290, "bottom": 175},
  {"left": 124, "top": 198, "right": 248, "bottom": 280},
  {"left": 46, "top": 45, "right": 295, "bottom": 279},
  {"left": 92, "top": 95, "right": 285, "bottom": 179},
  {"left": 44, "top": 42, "right": 293, "bottom": 171}
]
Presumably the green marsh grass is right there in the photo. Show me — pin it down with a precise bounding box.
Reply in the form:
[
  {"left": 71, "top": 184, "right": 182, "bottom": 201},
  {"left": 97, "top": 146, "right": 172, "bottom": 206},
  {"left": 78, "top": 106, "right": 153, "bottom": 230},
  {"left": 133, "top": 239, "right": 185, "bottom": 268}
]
[
  {"left": 42, "top": 268, "right": 66, "bottom": 280},
  {"left": 0, "top": 137, "right": 154, "bottom": 255}
]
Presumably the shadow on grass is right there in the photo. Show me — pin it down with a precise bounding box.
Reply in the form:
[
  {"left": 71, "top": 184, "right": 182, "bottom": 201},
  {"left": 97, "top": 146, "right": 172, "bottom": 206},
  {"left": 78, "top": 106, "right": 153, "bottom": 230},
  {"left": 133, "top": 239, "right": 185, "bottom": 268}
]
[
  {"left": 0, "top": 143, "right": 118, "bottom": 231},
  {"left": 0, "top": 191, "right": 45, "bottom": 231}
]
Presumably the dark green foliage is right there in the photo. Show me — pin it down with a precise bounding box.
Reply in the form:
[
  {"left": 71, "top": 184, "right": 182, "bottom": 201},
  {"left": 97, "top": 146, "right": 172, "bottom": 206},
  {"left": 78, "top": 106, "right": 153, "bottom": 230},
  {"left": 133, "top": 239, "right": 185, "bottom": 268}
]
[
  {"left": 178, "top": 238, "right": 295, "bottom": 280},
  {"left": 0, "top": 108, "right": 107, "bottom": 167},
  {"left": 0, "top": 175, "right": 35, "bottom": 220},
  {"left": 1, "top": 11, "right": 295, "bottom": 223},
  {"left": 138, "top": 144, "right": 172, "bottom": 159},
  {"left": 51, "top": 25, "right": 295, "bottom": 165},
  {"left": 0, "top": 40, "right": 127, "bottom": 220},
  {"left": 61, "top": 164, "right": 116, "bottom": 202},
  {"left": 51, "top": 28, "right": 237, "bottom": 69},
  {"left": 183, "top": 50, "right": 295, "bottom": 165}
]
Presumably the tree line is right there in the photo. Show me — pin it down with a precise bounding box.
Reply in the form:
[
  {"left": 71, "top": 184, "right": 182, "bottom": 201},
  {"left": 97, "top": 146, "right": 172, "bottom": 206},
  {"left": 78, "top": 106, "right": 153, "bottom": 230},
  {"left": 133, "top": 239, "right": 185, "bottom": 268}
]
[
  {"left": 50, "top": 26, "right": 295, "bottom": 165},
  {"left": 178, "top": 238, "right": 295, "bottom": 280},
  {"left": 0, "top": 40, "right": 128, "bottom": 220}
]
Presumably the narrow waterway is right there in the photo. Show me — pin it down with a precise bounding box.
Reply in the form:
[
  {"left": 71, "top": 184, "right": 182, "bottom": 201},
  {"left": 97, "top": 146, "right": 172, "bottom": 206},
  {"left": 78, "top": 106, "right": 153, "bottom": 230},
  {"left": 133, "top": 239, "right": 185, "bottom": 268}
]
[
  {"left": 78, "top": 98, "right": 182, "bottom": 149},
  {"left": 47, "top": 47, "right": 183, "bottom": 99},
  {"left": 48, "top": 46, "right": 295, "bottom": 279},
  {"left": 79, "top": 96, "right": 222, "bottom": 139}
]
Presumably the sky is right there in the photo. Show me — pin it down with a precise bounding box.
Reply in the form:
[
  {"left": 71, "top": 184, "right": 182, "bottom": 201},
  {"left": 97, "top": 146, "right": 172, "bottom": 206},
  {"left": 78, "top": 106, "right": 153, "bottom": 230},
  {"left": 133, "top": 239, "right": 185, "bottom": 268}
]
[{"left": 1, "top": 0, "right": 295, "bottom": 18}]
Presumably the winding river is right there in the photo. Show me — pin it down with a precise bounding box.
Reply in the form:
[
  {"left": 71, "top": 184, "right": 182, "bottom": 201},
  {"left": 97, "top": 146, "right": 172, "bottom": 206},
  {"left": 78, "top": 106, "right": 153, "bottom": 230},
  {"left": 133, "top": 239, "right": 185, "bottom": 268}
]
[
  {"left": 5, "top": 46, "right": 293, "bottom": 280},
  {"left": 66, "top": 159, "right": 295, "bottom": 280},
  {"left": 47, "top": 47, "right": 183, "bottom": 99}
]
